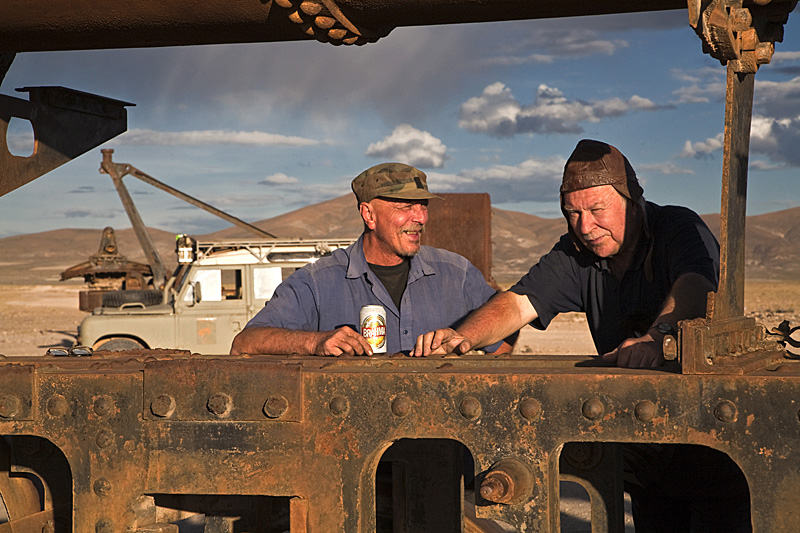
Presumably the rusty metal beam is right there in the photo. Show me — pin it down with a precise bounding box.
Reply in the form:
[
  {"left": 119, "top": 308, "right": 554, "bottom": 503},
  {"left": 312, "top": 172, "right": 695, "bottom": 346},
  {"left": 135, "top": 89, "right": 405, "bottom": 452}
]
[
  {"left": 0, "top": 87, "right": 132, "bottom": 198},
  {"left": 0, "top": 0, "right": 686, "bottom": 52},
  {"left": 0, "top": 350, "right": 797, "bottom": 531},
  {"left": 716, "top": 64, "right": 754, "bottom": 320}
]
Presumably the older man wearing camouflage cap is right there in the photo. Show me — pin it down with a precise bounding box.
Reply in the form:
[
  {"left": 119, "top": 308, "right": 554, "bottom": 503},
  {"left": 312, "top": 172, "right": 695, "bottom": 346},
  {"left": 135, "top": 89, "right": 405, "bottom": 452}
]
[
  {"left": 231, "top": 162, "right": 515, "bottom": 356},
  {"left": 414, "top": 140, "right": 752, "bottom": 531}
]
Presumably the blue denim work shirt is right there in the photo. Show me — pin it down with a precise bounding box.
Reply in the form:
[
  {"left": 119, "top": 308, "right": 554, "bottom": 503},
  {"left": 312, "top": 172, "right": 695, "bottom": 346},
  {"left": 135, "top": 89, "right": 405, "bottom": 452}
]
[{"left": 246, "top": 235, "right": 501, "bottom": 354}]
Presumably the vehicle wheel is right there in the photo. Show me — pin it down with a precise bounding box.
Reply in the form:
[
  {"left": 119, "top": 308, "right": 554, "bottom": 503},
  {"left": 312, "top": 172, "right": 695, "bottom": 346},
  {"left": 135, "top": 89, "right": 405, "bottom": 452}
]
[
  {"left": 93, "top": 338, "right": 146, "bottom": 352},
  {"left": 101, "top": 289, "right": 162, "bottom": 308}
]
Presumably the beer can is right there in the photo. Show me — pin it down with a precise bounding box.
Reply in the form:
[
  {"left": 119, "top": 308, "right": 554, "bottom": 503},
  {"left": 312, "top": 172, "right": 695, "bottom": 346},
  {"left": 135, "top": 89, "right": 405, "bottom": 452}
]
[{"left": 360, "top": 305, "right": 387, "bottom": 353}]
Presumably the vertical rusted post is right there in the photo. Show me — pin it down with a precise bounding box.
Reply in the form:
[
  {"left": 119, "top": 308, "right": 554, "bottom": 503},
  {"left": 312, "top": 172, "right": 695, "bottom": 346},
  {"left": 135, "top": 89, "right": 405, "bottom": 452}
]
[{"left": 716, "top": 63, "right": 754, "bottom": 320}]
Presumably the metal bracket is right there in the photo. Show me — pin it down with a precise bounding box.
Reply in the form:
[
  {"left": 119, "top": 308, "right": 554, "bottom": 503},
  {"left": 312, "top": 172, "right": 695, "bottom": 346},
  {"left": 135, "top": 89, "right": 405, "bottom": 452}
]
[
  {"left": 689, "top": 0, "right": 797, "bottom": 73},
  {"left": 677, "top": 316, "right": 786, "bottom": 374},
  {"left": 0, "top": 86, "right": 133, "bottom": 198},
  {"left": 273, "top": 0, "right": 392, "bottom": 45}
]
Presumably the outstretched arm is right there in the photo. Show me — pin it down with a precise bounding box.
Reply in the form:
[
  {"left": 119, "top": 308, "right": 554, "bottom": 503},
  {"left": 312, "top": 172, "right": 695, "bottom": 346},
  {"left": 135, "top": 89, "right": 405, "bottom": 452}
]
[
  {"left": 231, "top": 325, "right": 373, "bottom": 356},
  {"left": 412, "top": 291, "right": 536, "bottom": 356},
  {"left": 602, "top": 272, "right": 715, "bottom": 368}
]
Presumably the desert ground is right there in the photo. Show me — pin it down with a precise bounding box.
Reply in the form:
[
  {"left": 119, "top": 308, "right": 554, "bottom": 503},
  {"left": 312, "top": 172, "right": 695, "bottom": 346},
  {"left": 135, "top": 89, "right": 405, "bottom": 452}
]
[{"left": 1, "top": 281, "right": 797, "bottom": 357}]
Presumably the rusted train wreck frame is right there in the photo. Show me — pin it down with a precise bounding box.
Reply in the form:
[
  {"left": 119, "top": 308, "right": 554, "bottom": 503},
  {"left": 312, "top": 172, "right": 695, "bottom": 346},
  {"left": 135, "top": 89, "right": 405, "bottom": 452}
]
[{"left": 0, "top": 340, "right": 797, "bottom": 532}]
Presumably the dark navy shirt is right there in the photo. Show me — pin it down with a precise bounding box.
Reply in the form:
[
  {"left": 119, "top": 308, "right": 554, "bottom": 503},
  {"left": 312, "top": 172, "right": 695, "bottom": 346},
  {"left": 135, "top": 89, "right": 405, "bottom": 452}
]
[
  {"left": 509, "top": 202, "right": 719, "bottom": 355},
  {"left": 246, "top": 235, "right": 501, "bottom": 354}
]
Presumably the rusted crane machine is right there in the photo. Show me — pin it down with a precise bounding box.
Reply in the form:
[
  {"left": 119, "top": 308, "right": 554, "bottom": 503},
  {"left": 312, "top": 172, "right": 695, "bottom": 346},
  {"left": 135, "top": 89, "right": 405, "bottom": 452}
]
[{"left": 0, "top": 0, "right": 798, "bottom": 531}]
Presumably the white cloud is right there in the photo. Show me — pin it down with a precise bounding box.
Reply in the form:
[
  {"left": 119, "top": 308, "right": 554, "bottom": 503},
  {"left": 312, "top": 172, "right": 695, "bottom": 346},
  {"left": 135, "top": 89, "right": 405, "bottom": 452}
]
[
  {"left": 423, "top": 156, "right": 565, "bottom": 204},
  {"left": 458, "top": 83, "right": 660, "bottom": 137},
  {"left": 638, "top": 162, "right": 695, "bottom": 175},
  {"left": 772, "top": 51, "right": 800, "bottom": 63},
  {"left": 260, "top": 173, "right": 299, "bottom": 185},
  {"left": 365, "top": 124, "right": 448, "bottom": 168},
  {"left": 750, "top": 115, "right": 800, "bottom": 166},
  {"left": 754, "top": 76, "right": 800, "bottom": 118},
  {"left": 118, "top": 128, "right": 323, "bottom": 147},
  {"left": 680, "top": 133, "right": 724, "bottom": 158}
]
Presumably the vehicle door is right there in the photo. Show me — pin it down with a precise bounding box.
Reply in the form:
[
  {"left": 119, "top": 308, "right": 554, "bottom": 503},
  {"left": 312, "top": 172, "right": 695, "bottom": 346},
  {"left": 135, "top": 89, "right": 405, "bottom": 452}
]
[{"left": 176, "top": 266, "right": 249, "bottom": 354}]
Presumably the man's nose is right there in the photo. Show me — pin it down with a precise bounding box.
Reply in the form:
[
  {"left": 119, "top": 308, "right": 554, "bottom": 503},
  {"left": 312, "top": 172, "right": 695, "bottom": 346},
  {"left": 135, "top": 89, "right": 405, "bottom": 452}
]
[
  {"left": 411, "top": 204, "right": 428, "bottom": 224},
  {"left": 577, "top": 212, "right": 595, "bottom": 234}
]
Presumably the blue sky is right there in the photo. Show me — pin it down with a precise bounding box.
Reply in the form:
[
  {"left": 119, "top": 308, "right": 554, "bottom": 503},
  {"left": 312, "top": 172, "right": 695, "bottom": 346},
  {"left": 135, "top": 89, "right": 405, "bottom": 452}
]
[{"left": 1, "top": 10, "right": 798, "bottom": 238}]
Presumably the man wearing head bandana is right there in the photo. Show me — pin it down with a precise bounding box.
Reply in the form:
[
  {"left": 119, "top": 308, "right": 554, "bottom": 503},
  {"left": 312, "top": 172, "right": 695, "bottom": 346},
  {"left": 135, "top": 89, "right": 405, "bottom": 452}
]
[{"left": 414, "top": 140, "right": 751, "bottom": 531}]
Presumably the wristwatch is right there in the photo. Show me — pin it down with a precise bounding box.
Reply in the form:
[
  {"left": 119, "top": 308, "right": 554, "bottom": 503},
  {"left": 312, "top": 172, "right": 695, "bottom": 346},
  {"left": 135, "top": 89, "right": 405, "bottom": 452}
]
[{"left": 652, "top": 322, "right": 677, "bottom": 336}]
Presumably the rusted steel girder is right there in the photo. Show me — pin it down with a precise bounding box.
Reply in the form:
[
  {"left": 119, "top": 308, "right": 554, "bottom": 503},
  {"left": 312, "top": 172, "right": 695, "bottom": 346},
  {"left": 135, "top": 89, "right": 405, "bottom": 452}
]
[
  {"left": 0, "top": 88, "right": 133, "bottom": 198},
  {"left": 0, "top": 0, "right": 687, "bottom": 52},
  {"left": 0, "top": 350, "right": 797, "bottom": 531}
]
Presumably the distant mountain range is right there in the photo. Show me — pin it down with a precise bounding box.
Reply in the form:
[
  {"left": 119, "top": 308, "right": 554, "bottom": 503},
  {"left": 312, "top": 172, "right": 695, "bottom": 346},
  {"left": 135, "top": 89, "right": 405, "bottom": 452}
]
[{"left": 1, "top": 195, "right": 797, "bottom": 285}]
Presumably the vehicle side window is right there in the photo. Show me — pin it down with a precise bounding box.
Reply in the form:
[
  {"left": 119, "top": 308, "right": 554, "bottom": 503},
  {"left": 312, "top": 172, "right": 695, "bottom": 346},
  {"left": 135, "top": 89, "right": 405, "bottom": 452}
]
[
  {"left": 254, "top": 266, "right": 283, "bottom": 300},
  {"left": 183, "top": 268, "right": 243, "bottom": 302},
  {"left": 221, "top": 269, "right": 243, "bottom": 300}
]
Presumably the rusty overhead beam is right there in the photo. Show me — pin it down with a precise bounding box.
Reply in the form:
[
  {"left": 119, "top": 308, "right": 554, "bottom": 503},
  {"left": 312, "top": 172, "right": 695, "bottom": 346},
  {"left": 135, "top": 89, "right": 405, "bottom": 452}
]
[{"left": 0, "top": 0, "right": 689, "bottom": 52}]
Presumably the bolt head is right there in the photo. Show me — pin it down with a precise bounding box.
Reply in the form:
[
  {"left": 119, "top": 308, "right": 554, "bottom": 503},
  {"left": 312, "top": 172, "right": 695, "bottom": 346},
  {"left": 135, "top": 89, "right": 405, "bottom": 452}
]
[
  {"left": 95, "top": 430, "right": 114, "bottom": 449},
  {"left": 150, "top": 395, "right": 176, "bottom": 418},
  {"left": 47, "top": 395, "right": 68, "bottom": 417},
  {"left": 391, "top": 395, "right": 411, "bottom": 417},
  {"left": 714, "top": 400, "right": 737, "bottom": 423},
  {"left": 581, "top": 398, "right": 604, "bottom": 421},
  {"left": 519, "top": 398, "right": 541, "bottom": 421},
  {"left": 634, "top": 400, "right": 657, "bottom": 422},
  {"left": 0, "top": 395, "right": 20, "bottom": 418},
  {"left": 329, "top": 395, "right": 349, "bottom": 416},
  {"left": 207, "top": 393, "right": 233, "bottom": 418},
  {"left": 459, "top": 396, "right": 482, "bottom": 420},
  {"left": 263, "top": 396, "right": 289, "bottom": 419}
]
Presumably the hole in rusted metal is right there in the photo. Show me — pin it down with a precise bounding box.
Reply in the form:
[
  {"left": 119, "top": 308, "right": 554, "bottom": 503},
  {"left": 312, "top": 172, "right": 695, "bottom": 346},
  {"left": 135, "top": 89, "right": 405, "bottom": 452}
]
[
  {"left": 5, "top": 117, "right": 34, "bottom": 157},
  {"left": 150, "top": 494, "right": 290, "bottom": 531},
  {"left": 377, "top": 439, "right": 472, "bottom": 532}
]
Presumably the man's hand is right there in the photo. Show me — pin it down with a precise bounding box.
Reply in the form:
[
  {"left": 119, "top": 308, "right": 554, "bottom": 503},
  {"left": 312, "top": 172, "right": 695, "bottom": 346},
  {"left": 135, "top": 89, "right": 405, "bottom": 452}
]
[
  {"left": 313, "top": 326, "right": 374, "bottom": 356},
  {"left": 602, "top": 333, "right": 664, "bottom": 368},
  {"left": 411, "top": 328, "right": 472, "bottom": 357}
]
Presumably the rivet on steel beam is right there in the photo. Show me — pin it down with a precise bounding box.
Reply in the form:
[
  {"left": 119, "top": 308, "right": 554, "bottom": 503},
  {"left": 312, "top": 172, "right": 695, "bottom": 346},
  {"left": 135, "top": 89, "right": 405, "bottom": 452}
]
[
  {"left": 95, "top": 430, "right": 114, "bottom": 449},
  {"left": 47, "top": 395, "right": 68, "bottom": 417},
  {"left": 714, "top": 400, "right": 738, "bottom": 423},
  {"left": 329, "top": 395, "right": 349, "bottom": 416},
  {"left": 93, "top": 477, "right": 112, "bottom": 497},
  {"left": 634, "top": 400, "right": 657, "bottom": 422},
  {"left": 391, "top": 395, "right": 411, "bottom": 417},
  {"left": 263, "top": 396, "right": 289, "bottom": 419},
  {"left": 582, "top": 398, "right": 604, "bottom": 421},
  {"left": 519, "top": 398, "right": 541, "bottom": 421},
  {"left": 562, "top": 442, "right": 603, "bottom": 470},
  {"left": 95, "top": 518, "right": 113, "bottom": 533},
  {"left": 150, "top": 395, "right": 176, "bottom": 418},
  {"left": 459, "top": 396, "right": 482, "bottom": 420},
  {"left": 207, "top": 393, "right": 233, "bottom": 418},
  {"left": 94, "top": 395, "right": 114, "bottom": 417},
  {"left": 479, "top": 458, "right": 534, "bottom": 505},
  {"left": 0, "top": 395, "right": 20, "bottom": 418}
]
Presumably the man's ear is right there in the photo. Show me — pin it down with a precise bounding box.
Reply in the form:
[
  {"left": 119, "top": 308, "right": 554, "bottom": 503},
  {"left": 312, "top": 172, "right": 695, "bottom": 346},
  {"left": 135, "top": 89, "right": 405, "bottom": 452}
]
[{"left": 360, "top": 201, "right": 377, "bottom": 230}]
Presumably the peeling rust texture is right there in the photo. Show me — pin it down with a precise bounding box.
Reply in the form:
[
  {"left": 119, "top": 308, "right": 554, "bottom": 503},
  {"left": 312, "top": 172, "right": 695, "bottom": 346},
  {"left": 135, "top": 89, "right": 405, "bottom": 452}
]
[
  {"left": 423, "top": 193, "right": 493, "bottom": 284},
  {"left": 1, "top": 352, "right": 799, "bottom": 531}
]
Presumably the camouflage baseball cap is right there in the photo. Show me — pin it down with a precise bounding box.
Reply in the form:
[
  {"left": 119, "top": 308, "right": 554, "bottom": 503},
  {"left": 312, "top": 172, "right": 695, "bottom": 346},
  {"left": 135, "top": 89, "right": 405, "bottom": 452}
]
[
  {"left": 351, "top": 162, "right": 443, "bottom": 203},
  {"left": 560, "top": 139, "right": 643, "bottom": 201}
]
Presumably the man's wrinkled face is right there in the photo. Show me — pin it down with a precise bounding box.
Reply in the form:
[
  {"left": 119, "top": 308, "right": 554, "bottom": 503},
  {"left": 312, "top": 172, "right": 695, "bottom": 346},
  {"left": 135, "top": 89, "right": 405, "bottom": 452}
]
[
  {"left": 366, "top": 197, "right": 428, "bottom": 260},
  {"left": 562, "top": 185, "right": 630, "bottom": 258}
]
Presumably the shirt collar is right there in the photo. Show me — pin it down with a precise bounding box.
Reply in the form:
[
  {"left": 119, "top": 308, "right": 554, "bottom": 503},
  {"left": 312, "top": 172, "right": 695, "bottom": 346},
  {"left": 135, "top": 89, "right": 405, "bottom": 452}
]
[{"left": 346, "top": 234, "right": 436, "bottom": 281}]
